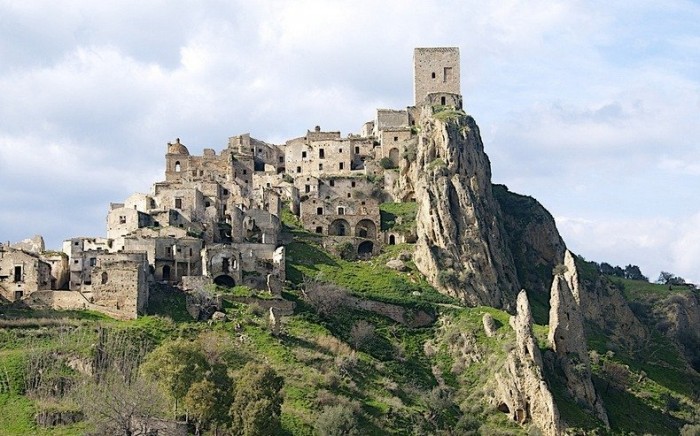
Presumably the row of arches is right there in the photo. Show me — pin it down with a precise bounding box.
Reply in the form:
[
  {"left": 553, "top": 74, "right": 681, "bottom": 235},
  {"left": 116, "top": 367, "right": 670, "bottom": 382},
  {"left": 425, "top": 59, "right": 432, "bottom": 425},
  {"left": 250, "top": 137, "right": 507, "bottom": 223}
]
[{"left": 328, "top": 219, "right": 377, "bottom": 239}]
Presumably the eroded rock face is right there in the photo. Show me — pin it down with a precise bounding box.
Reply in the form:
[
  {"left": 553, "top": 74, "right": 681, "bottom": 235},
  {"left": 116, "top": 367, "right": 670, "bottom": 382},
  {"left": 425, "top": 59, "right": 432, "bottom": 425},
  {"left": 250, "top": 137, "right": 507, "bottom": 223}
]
[
  {"left": 494, "top": 185, "right": 567, "bottom": 304},
  {"left": 652, "top": 291, "right": 700, "bottom": 371},
  {"left": 549, "top": 268, "right": 609, "bottom": 426},
  {"left": 496, "top": 290, "right": 562, "bottom": 435},
  {"left": 564, "top": 250, "right": 646, "bottom": 350},
  {"left": 401, "top": 107, "right": 519, "bottom": 308}
]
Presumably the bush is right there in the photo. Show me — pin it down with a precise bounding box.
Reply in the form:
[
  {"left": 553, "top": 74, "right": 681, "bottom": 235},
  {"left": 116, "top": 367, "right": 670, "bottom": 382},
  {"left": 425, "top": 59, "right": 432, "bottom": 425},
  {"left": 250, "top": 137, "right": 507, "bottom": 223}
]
[
  {"left": 337, "top": 242, "right": 356, "bottom": 261},
  {"left": 552, "top": 264, "right": 568, "bottom": 276},
  {"left": 402, "top": 144, "right": 417, "bottom": 162},
  {"left": 314, "top": 404, "right": 359, "bottom": 436},
  {"left": 438, "top": 269, "right": 460, "bottom": 287},
  {"left": 379, "top": 157, "right": 397, "bottom": 169},
  {"left": 349, "top": 320, "right": 375, "bottom": 350}
]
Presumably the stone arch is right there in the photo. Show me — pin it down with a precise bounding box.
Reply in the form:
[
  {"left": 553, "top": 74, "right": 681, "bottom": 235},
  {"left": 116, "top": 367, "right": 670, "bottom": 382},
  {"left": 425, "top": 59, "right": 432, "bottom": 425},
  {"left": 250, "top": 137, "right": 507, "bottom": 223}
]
[
  {"left": 175, "top": 161, "right": 181, "bottom": 172},
  {"left": 214, "top": 274, "right": 236, "bottom": 288},
  {"left": 329, "top": 219, "right": 351, "bottom": 236},
  {"left": 355, "top": 219, "right": 377, "bottom": 239},
  {"left": 162, "top": 265, "right": 171, "bottom": 281},
  {"left": 388, "top": 234, "right": 396, "bottom": 245},
  {"left": 389, "top": 148, "right": 400, "bottom": 165},
  {"left": 357, "top": 241, "right": 374, "bottom": 257}
]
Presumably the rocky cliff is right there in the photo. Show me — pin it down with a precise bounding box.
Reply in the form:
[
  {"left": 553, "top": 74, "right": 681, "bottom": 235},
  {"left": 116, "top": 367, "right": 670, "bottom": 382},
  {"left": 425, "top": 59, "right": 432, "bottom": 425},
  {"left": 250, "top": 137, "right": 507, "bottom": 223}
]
[
  {"left": 397, "top": 106, "right": 520, "bottom": 308},
  {"left": 565, "top": 251, "right": 647, "bottom": 350},
  {"left": 496, "top": 290, "right": 562, "bottom": 435},
  {"left": 548, "top": 271, "right": 609, "bottom": 426},
  {"left": 493, "top": 185, "right": 567, "bottom": 322}
]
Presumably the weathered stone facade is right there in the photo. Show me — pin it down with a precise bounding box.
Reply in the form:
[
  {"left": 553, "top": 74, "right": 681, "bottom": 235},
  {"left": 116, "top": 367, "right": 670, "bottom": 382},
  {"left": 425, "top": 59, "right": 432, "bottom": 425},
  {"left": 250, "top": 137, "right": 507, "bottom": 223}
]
[
  {"left": 413, "top": 47, "right": 461, "bottom": 106},
  {"left": 0, "top": 244, "right": 52, "bottom": 302},
  {"left": 4, "top": 46, "right": 472, "bottom": 319}
]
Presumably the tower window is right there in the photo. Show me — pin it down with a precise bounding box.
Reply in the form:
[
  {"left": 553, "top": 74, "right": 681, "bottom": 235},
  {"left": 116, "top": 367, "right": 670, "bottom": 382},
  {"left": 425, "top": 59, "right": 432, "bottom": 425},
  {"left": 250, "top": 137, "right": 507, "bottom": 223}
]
[
  {"left": 175, "top": 161, "right": 181, "bottom": 172},
  {"left": 431, "top": 72, "right": 436, "bottom": 79},
  {"left": 319, "top": 149, "right": 325, "bottom": 159},
  {"left": 339, "top": 163, "right": 344, "bottom": 170},
  {"left": 296, "top": 166, "right": 302, "bottom": 173},
  {"left": 443, "top": 67, "right": 452, "bottom": 82},
  {"left": 175, "top": 198, "right": 182, "bottom": 209},
  {"left": 302, "top": 151, "right": 307, "bottom": 158},
  {"left": 317, "top": 207, "right": 323, "bottom": 215}
]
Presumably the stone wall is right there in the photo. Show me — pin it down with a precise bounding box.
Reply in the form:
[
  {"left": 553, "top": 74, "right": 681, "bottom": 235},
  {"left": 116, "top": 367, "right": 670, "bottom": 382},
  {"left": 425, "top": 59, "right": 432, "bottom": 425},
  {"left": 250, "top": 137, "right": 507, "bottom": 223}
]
[{"left": 0, "top": 246, "right": 52, "bottom": 301}]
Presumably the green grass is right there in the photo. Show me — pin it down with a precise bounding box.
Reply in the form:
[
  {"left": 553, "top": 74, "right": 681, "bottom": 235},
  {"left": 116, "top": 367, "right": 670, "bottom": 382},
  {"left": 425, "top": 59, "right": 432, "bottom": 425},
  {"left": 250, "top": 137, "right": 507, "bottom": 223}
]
[
  {"left": 286, "top": 239, "right": 454, "bottom": 308},
  {"left": 379, "top": 201, "right": 417, "bottom": 233},
  {"left": 608, "top": 276, "right": 693, "bottom": 300}
]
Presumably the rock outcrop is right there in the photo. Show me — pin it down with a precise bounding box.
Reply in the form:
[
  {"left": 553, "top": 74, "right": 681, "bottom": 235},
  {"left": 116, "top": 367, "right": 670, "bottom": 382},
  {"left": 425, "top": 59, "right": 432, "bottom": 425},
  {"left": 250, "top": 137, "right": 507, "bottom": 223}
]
[
  {"left": 400, "top": 107, "right": 520, "bottom": 308},
  {"left": 564, "top": 250, "right": 646, "bottom": 350},
  {"left": 652, "top": 291, "right": 700, "bottom": 372},
  {"left": 549, "top": 268, "right": 609, "bottom": 426},
  {"left": 495, "top": 290, "right": 562, "bottom": 435},
  {"left": 493, "top": 185, "right": 567, "bottom": 310}
]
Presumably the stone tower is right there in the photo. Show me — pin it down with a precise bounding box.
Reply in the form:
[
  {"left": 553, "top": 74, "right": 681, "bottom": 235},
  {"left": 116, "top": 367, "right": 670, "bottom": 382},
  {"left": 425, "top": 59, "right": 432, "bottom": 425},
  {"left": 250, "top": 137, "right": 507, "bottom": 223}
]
[{"left": 413, "top": 47, "right": 460, "bottom": 106}]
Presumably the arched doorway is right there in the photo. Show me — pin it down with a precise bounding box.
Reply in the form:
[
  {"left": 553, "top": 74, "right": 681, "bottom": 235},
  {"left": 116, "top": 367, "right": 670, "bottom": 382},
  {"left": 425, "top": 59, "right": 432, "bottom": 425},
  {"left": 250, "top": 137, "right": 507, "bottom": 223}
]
[
  {"left": 358, "top": 241, "right": 374, "bottom": 257},
  {"left": 355, "top": 219, "right": 377, "bottom": 239},
  {"left": 162, "top": 265, "right": 171, "bottom": 281},
  {"left": 329, "top": 219, "right": 351, "bottom": 236},
  {"left": 389, "top": 148, "right": 400, "bottom": 166},
  {"left": 388, "top": 234, "right": 396, "bottom": 245},
  {"left": 214, "top": 275, "right": 236, "bottom": 288}
]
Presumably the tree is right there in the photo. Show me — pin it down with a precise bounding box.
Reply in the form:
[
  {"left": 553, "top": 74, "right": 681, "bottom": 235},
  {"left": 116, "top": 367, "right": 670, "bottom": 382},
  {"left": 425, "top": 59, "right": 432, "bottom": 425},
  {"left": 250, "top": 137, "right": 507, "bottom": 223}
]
[
  {"left": 623, "top": 264, "right": 648, "bottom": 281},
  {"left": 229, "top": 362, "right": 284, "bottom": 436},
  {"left": 657, "top": 271, "right": 686, "bottom": 287},
  {"left": 599, "top": 262, "right": 616, "bottom": 276},
  {"left": 142, "top": 339, "right": 209, "bottom": 417},
  {"left": 185, "top": 364, "right": 233, "bottom": 435},
  {"left": 76, "top": 371, "right": 167, "bottom": 436}
]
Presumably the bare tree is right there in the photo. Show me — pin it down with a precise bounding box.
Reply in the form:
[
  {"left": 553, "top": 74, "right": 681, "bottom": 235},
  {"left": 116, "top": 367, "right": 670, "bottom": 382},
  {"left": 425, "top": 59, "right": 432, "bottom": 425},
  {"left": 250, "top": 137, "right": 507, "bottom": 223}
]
[
  {"left": 303, "top": 278, "right": 350, "bottom": 317},
  {"left": 75, "top": 371, "right": 168, "bottom": 436}
]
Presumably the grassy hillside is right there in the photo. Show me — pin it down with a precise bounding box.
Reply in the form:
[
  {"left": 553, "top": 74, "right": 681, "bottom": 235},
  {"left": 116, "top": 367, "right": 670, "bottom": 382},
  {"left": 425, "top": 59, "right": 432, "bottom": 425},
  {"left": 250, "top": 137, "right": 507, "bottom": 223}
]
[{"left": 1, "top": 220, "right": 698, "bottom": 434}]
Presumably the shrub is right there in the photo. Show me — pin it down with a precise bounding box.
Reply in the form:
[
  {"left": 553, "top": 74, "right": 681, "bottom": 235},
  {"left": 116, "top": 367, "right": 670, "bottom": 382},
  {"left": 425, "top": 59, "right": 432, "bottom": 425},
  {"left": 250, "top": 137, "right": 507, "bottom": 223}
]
[
  {"left": 335, "top": 352, "right": 358, "bottom": 377},
  {"left": 552, "top": 264, "right": 568, "bottom": 276},
  {"left": 379, "top": 157, "right": 397, "bottom": 169},
  {"left": 349, "top": 320, "right": 375, "bottom": 350},
  {"left": 304, "top": 281, "right": 350, "bottom": 317},
  {"left": 402, "top": 144, "right": 417, "bottom": 162},
  {"left": 337, "top": 242, "right": 356, "bottom": 261},
  {"left": 438, "top": 269, "right": 460, "bottom": 287},
  {"left": 314, "top": 404, "right": 359, "bottom": 436}
]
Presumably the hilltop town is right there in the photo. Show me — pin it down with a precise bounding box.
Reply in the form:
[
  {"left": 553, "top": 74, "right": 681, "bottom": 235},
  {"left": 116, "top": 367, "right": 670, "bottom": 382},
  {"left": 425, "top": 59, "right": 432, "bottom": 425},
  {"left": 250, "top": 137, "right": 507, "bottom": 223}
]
[
  {"left": 2, "top": 47, "right": 699, "bottom": 435},
  {"left": 1, "top": 48, "right": 462, "bottom": 320}
]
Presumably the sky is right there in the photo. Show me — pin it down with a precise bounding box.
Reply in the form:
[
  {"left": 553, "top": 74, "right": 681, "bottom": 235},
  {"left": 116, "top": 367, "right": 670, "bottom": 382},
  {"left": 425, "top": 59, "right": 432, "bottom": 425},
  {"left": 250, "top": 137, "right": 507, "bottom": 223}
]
[{"left": 1, "top": 0, "right": 698, "bottom": 283}]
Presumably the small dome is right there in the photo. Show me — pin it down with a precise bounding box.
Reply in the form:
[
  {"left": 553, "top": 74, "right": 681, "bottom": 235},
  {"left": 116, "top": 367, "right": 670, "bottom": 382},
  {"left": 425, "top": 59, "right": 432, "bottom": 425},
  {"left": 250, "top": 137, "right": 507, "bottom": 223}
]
[{"left": 167, "top": 138, "right": 189, "bottom": 155}]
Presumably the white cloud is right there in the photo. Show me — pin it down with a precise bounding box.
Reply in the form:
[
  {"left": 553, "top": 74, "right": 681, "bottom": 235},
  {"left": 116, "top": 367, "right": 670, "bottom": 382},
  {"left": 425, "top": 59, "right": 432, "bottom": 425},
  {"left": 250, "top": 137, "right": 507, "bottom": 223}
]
[
  {"left": 0, "top": 0, "right": 698, "bottom": 283},
  {"left": 557, "top": 214, "right": 700, "bottom": 284}
]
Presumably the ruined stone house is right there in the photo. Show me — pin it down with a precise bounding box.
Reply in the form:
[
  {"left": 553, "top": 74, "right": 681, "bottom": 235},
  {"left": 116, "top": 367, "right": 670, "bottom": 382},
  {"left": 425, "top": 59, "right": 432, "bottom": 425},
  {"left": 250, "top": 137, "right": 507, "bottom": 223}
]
[{"left": 4, "top": 46, "right": 464, "bottom": 319}]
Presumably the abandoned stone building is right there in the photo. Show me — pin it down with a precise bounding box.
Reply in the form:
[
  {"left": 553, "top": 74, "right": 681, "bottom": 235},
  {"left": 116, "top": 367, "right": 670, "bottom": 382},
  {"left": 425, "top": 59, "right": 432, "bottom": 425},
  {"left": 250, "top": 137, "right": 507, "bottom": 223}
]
[
  {"left": 3, "top": 46, "right": 464, "bottom": 319},
  {"left": 0, "top": 243, "right": 52, "bottom": 302}
]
